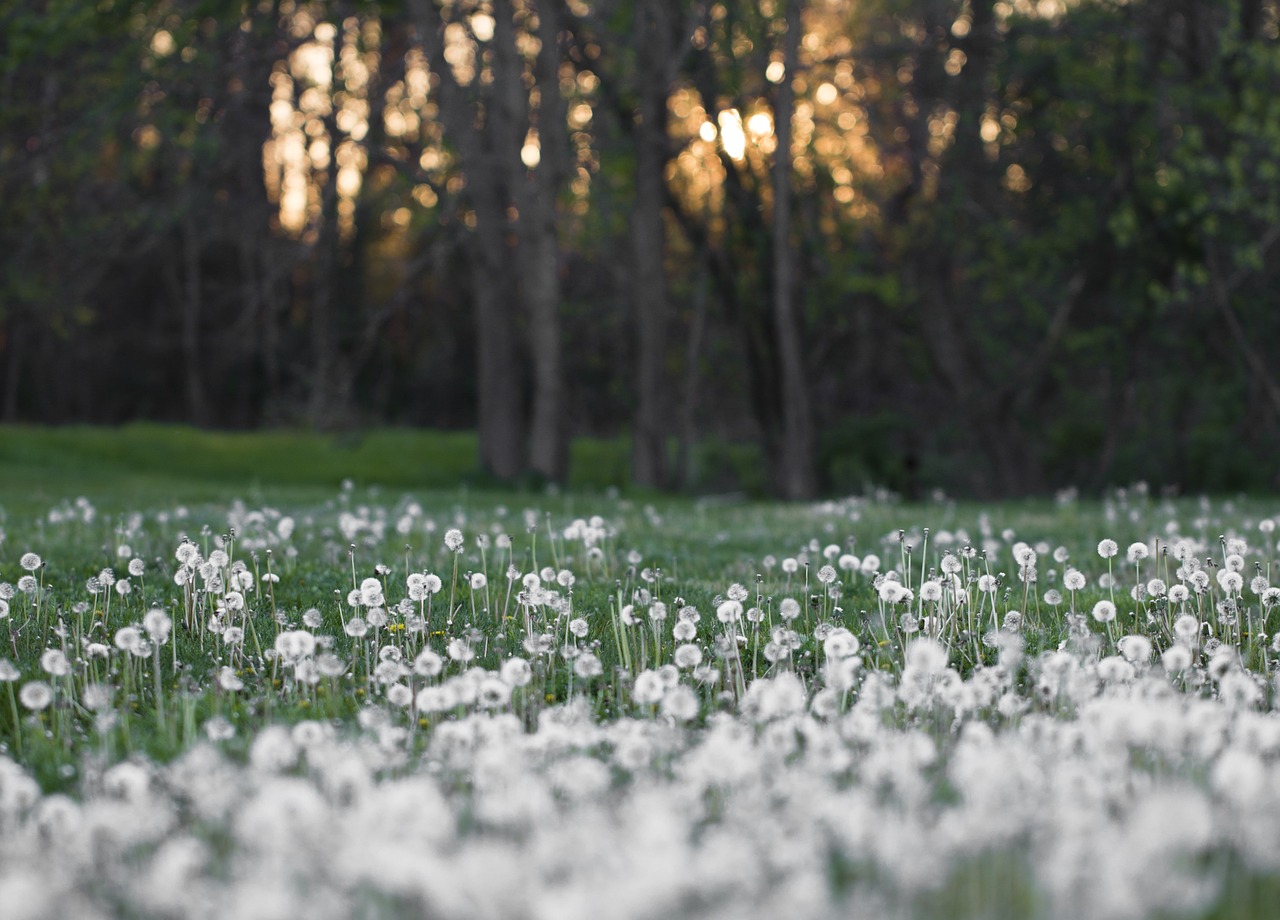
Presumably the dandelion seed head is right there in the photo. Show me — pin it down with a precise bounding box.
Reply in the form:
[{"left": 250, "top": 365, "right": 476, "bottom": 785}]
[
  {"left": 39, "top": 649, "right": 69, "bottom": 677},
  {"left": 823, "top": 628, "right": 860, "bottom": 659},
  {"left": 573, "top": 652, "right": 603, "bottom": 679},
  {"left": 632, "top": 670, "right": 665, "bottom": 705},
  {"left": 19, "top": 680, "right": 53, "bottom": 711},
  {"left": 1162, "top": 644, "right": 1192, "bottom": 673},
  {"left": 102, "top": 761, "right": 151, "bottom": 801},
  {"left": 386, "top": 683, "right": 413, "bottom": 707},
  {"left": 1217, "top": 570, "right": 1243, "bottom": 594},
  {"left": 447, "top": 637, "right": 474, "bottom": 661},
  {"left": 763, "top": 641, "right": 789, "bottom": 662},
  {"left": 1207, "top": 648, "right": 1237, "bottom": 682},
  {"left": 742, "top": 672, "right": 806, "bottom": 721},
  {"left": 275, "top": 630, "right": 316, "bottom": 662},
  {"left": 249, "top": 726, "right": 298, "bottom": 773},
  {"left": 716, "top": 600, "right": 743, "bottom": 624},
  {"left": 175, "top": 542, "right": 198, "bottom": 566},
  {"left": 500, "top": 657, "right": 532, "bottom": 687},
  {"left": 317, "top": 653, "right": 347, "bottom": 677},
  {"left": 674, "top": 644, "right": 703, "bottom": 669},
  {"left": 476, "top": 677, "right": 511, "bottom": 709},
  {"left": 359, "top": 577, "right": 384, "bottom": 608},
  {"left": 1126, "top": 542, "right": 1149, "bottom": 563},
  {"left": 1118, "top": 634, "right": 1153, "bottom": 663},
  {"left": 1219, "top": 671, "right": 1261, "bottom": 710},
  {"left": 661, "top": 685, "right": 698, "bottom": 721},
  {"left": 1096, "top": 655, "right": 1135, "bottom": 684},
  {"left": 114, "top": 626, "right": 144, "bottom": 653},
  {"left": 1171, "top": 614, "right": 1200, "bottom": 646},
  {"left": 1091, "top": 600, "right": 1117, "bottom": 623},
  {"left": 143, "top": 608, "right": 172, "bottom": 643}
]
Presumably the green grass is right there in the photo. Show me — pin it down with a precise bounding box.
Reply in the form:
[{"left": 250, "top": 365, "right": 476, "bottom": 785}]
[
  {"left": 0, "top": 424, "right": 785, "bottom": 520},
  {"left": 2, "top": 427, "right": 1279, "bottom": 918},
  {"left": 0, "top": 423, "right": 791, "bottom": 518},
  {"left": 0, "top": 423, "right": 637, "bottom": 515}
]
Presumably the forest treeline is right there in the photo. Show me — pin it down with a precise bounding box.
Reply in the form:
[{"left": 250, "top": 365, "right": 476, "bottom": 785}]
[{"left": 2, "top": 0, "right": 1279, "bottom": 497}]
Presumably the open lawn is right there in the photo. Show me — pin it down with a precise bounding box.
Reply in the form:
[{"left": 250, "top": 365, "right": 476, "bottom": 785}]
[{"left": 1, "top": 427, "right": 1279, "bottom": 919}]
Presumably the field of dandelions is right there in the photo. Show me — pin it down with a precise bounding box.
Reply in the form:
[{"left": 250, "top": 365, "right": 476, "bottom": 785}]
[{"left": 2, "top": 481, "right": 1280, "bottom": 919}]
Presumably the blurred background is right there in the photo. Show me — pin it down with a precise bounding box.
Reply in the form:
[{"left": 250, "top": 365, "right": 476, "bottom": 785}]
[{"left": 1, "top": 0, "right": 1278, "bottom": 498}]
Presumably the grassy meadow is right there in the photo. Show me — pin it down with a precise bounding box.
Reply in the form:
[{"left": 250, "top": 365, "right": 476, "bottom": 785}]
[{"left": 1, "top": 426, "right": 1280, "bottom": 919}]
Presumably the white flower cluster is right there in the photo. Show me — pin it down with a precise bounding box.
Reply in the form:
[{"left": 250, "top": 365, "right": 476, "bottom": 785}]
[{"left": 0, "top": 657, "right": 1275, "bottom": 920}]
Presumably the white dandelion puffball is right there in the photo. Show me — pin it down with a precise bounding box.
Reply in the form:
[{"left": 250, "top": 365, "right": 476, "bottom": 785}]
[{"left": 20, "top": 681, "right": 53, "bottom": 710}]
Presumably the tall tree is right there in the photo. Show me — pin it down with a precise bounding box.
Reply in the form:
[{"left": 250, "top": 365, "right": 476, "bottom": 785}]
[
  {"left": 521, "top": 0, "right": 572, "bottom": 482},
  {"left": 569, "top": 0, "right": 705, "bottom": 489},
  {"left": 627, "top": 2, "right": 691, "bottom": 489},
  {"left": 410, "top": 0, "right": 528, "bottom": 478},
  {"left": 769, "top": 0, "right": 817, "bottom": 498},
  {"left": 667, "top": 0, "right": 821, "bottom": 497}
]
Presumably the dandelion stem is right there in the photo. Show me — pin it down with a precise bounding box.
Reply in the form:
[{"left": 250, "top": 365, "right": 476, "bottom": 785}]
[
  {"left": 153, "top": 643, "right": 165, "bottom": 733},
  {"left": 6, "top": 683, "right": 20, "bottom": 757}
]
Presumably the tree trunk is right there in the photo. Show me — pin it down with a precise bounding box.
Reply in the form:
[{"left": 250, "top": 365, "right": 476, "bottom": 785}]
[
  {"left": 630, "top": 3, "right": 673, "bottom": 489},
  {"left": 476, "top": 0, "right": 529, "bottom": 478},
  {"left": 769, "top": 0, "right": 816, "bottom": 499},
  {"left": 471, "top": 198, "right": 526, "bottom": 479},
  {"left": 523, "top": 0, "right": 569, "bottom": 482},
  {"left": 677, "top": 255, "right": 709, "bottom": 489},
  {"left": 226, "top": 3, "right": 287, "bottom": 421},
  {"left": 308, "top": 171, "right": 344, "bottom": 428},
  {"left": 180, "top": 218, "right": 207, "bottom": 426},
  {"left": 410, "top": 0, "right": 529, "bottom": 479}
]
